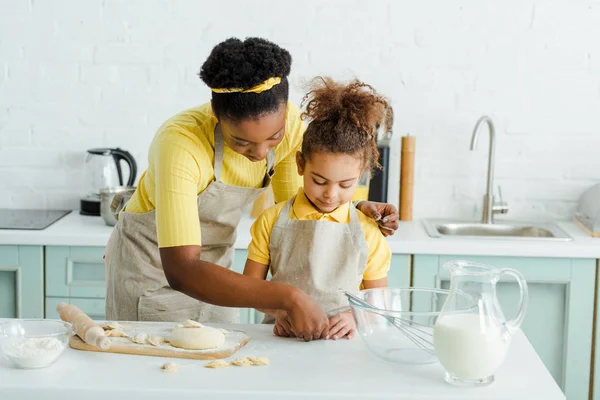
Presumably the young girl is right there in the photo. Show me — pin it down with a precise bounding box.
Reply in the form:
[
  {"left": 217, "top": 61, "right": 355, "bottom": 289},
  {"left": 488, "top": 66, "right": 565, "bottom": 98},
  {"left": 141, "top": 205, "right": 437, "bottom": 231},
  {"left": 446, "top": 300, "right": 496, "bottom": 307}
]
[{"left": 243, "top": 78, "right": 392, "bottom": 341}]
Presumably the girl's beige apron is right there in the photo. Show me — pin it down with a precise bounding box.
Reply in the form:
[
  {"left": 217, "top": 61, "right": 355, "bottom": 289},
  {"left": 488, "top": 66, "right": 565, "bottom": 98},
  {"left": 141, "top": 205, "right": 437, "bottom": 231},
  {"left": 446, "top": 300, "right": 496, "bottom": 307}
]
[
  {"left": 263, "top": 195, "right": 369, "bottom": 323},
  {"left": 105, "top": 126, "right": 275, "bottom": 322}
]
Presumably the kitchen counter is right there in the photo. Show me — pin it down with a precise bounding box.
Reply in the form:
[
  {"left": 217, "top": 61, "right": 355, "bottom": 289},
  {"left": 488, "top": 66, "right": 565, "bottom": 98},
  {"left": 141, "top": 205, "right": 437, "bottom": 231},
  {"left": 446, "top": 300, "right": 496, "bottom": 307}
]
[
  {"left": 0, "top": 210, "right": 598, "bottom": 258},
  {"left": 0, "top": 323, "right": 564, "bottom": 400}
]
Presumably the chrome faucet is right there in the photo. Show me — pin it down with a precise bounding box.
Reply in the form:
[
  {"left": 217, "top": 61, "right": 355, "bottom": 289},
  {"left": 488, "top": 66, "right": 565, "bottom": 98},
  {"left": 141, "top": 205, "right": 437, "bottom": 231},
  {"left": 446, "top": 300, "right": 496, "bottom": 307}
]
[{"left": 470, "top": 116, "right": 508, "bottom": 224}]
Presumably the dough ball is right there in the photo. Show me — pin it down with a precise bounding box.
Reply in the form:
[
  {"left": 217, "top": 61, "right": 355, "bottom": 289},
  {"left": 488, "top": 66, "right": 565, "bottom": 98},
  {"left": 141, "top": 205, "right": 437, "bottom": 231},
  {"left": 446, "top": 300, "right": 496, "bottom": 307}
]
[
  {"left": 160, "top": 362, "right": 179, "bottom": 373},
  {"left": 169, "top": 326, "right": 225, "bottom": 350},
  {"left": 217, "top": 328, "right": 229, "bottom": 335},
  {"left": 205, "top": 360, "right": 230, "bottom": 369}
]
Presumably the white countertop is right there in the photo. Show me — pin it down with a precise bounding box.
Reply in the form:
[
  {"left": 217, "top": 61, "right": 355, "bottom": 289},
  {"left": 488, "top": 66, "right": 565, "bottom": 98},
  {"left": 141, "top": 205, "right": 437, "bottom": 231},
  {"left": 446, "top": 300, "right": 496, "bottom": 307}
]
[
  {"left": 0, "top": 210, "right": 599, "bottom": 258},
  {"left": 0, "top": 323, "right": 564, "bottom": 400}
]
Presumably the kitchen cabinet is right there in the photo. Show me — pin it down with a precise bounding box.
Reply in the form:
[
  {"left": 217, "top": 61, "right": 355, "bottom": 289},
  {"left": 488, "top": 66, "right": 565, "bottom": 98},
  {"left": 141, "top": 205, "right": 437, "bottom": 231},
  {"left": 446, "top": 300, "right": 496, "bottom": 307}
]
[
  {"left": 0, "top": 245, "right": 43, "bottom": 318},
  {"left": 412, "top": 254, "right": 595, "bottom": 400},
  {"left": 46, "top": 246, "right": 106, "bottom": 298},
  {"left": 45, "top": 245, "right": 107, "bottom": 320},
  {"left": 591, "top": 259, "right": 600, "bottom": 400},
  {"left": 45, "top": 297, "right": 106, "bottom": 320},
  {"left": 44, "top": 246, "right": 259, "bottom": 324},
  {"left": 388, "top": 254, "right": 411, "bottom": 287}
]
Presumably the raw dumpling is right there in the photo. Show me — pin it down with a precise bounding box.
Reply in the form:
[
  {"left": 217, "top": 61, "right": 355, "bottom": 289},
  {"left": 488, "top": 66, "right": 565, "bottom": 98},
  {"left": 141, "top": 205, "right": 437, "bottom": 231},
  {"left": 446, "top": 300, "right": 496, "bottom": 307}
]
[
  {"left": 231, "top": 357, "right": 253, "bottom": 367},
  {"left": 205, "top": 360, "right": 230, "bottom": 368},
  {"left": 106, "top": 329, "right": 129, "bottom": 338},
  {"left": 103, "top": 321, "right": 123, "bottom": 331},
  {"left": 160, "top": 362, "right": 179, "bottom": 373},
  {"left": 132, "top": 333, "right": 149, "bottom": 344},
  {"left": 248, "top": 356, "right": 270, "bottom": 366},
  {"left": 148, "top": 336, "right": 165, "bottom": 346},
  {"left": 169, "top": 325, "right": 225, "bottom": 350}
]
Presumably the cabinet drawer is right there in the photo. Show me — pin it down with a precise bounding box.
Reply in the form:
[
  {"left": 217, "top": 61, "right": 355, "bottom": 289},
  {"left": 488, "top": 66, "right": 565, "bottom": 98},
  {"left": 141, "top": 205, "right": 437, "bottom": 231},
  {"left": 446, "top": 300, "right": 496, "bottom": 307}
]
[
  {"left": 0, "top": 245, "right": 43, "bottom": 318},
  {"left": 388, "top": 254, "right": 411, "bottom": 287},
  {"left": 46, "top": 297, "right": 106, "bottom": 320},
  {"left": 232, "top": 250, "right": 259, "bottom": 324},
  {"left": 46, "top": 246, "right": 106, "bottom": 298}
]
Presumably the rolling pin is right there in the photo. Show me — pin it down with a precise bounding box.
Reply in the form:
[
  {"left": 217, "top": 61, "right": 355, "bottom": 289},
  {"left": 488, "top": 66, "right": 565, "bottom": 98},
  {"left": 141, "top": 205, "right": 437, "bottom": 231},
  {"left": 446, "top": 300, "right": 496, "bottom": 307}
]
[
  {"left": 400, "top": 134, "right": 416, "bottom": 221},
  {"left": 57, "top": 302, "right": 111, "bottom": 350}
]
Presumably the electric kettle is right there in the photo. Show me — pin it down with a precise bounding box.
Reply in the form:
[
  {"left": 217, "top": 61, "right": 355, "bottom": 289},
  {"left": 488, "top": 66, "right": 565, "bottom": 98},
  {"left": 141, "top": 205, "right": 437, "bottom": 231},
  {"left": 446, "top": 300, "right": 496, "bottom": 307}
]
[{"left": 80, "top": 148, "right": 137, "bottom": 216}]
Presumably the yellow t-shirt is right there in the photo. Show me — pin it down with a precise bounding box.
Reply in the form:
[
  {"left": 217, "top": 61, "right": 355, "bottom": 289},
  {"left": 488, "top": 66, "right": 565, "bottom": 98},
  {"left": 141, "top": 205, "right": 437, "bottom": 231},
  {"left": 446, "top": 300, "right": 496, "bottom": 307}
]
[
  {"left": 248, "top": 189, "right": 391, "bottom": 281},
  {"left": 124, "top": 101, "right": 305, "bottom": 248}
]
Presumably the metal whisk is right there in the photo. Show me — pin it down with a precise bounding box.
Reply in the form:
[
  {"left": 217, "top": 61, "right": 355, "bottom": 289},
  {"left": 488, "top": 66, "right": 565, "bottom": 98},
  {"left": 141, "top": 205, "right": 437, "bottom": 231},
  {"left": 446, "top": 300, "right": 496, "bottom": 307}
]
[{"left": 342, "top": 290, "right": 434, "bottom": 353}]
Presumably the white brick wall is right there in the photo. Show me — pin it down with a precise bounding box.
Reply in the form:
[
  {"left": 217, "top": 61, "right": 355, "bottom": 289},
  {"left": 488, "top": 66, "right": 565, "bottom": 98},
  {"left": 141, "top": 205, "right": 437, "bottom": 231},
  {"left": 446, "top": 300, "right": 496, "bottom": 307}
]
[{"left": 1, "top": 0, "right": 599, "bottom": 221}]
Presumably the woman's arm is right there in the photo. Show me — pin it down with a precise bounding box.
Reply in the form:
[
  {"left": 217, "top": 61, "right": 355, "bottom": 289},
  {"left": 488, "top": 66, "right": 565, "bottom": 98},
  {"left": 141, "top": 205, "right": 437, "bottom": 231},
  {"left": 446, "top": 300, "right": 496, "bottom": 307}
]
[{"left": 160, "top": 246, "right": 327, "bottom": 341}]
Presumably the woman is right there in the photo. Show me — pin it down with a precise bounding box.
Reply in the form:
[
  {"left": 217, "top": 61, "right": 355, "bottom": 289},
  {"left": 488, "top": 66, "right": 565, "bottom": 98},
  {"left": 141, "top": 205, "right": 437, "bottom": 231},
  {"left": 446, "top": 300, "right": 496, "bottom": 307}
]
[{"left": 105, "top": 37, "right": 398, "bottom": 341}]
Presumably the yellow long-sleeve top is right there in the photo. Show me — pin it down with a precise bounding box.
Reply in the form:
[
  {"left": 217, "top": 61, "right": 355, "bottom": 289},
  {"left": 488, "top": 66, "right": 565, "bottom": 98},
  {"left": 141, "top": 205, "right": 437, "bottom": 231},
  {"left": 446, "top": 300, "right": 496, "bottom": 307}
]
[
  {"left": 248, "top": 189, "right": 391, "bottom": 281},
  {"left": 124, "top": 101, "right": 305, "bottom": 248}
]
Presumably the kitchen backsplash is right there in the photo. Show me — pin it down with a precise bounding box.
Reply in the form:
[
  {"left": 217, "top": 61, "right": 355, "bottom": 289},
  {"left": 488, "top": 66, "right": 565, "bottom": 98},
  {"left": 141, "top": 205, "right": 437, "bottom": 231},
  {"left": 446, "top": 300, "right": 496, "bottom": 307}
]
[{"left": 1, "top": 0, "right": 599, "bottom": 221}]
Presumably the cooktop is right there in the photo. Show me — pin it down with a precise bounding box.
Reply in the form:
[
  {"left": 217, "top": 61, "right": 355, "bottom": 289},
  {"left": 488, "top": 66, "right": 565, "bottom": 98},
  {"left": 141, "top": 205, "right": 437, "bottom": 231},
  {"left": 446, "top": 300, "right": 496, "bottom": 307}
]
[{"left": 0, "top": 209, "right": 72, "bottom": 230}]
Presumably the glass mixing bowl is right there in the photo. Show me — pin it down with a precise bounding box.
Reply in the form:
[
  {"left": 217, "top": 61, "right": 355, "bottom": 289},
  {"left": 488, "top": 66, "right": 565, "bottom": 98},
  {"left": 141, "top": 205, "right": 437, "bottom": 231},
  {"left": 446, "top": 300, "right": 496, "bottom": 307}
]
[
  {"left": 348, "top": 287, "right": 466, "bottom": 365},
  {"left": 0, "top": 319, "right": 71, "bottom": 369}
]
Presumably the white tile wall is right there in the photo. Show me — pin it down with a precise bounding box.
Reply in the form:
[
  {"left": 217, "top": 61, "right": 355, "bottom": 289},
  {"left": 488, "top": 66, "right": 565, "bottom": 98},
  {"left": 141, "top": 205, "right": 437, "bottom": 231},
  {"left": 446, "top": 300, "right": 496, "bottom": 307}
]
[{"left": 1, "top": 0, "right": 599, "bottom": 221}]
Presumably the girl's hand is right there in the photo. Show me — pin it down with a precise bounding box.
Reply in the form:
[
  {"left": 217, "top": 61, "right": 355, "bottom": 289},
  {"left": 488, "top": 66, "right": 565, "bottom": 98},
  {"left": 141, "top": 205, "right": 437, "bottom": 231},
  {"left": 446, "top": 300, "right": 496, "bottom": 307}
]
[
  {"left": 327, "top": 312, "right": 357, "bottom": 340},
  {"left": 356, "top": 201, "right": 399, "bottom": 237}
]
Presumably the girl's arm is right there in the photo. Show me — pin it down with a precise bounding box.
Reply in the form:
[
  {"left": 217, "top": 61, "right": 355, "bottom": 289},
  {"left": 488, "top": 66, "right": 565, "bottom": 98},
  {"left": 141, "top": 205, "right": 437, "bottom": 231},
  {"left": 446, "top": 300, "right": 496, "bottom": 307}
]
[
  {"left": 243, "top": 259, "right": 269, "bottom": 280},
  {"left": 243, "top": 259, "right": 283, "bottom": 318},
  {"left": 362, "top": 277, "right": 388, "bottom": 289}
]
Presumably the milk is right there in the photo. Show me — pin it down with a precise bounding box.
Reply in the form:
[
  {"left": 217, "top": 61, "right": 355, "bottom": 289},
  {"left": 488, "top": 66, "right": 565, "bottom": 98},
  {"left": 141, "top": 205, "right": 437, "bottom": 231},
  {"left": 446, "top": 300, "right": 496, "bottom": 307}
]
[{"left": 433, "top": 314, "right": 509, "bottom": 380}]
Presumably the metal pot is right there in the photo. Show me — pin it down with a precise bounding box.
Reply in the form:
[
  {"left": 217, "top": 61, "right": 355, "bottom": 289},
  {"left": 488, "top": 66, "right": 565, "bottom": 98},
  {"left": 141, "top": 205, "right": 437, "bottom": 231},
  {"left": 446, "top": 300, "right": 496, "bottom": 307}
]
[{"left": 99, "top": 186, "right": 136, "bottom": 226}]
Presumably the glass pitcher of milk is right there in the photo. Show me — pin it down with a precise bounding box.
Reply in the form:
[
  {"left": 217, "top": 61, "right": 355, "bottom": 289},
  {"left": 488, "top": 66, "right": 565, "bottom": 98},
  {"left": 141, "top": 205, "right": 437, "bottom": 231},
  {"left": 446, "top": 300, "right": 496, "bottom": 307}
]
[{"left": 433, "top": 260, "right": 529, "bottom": 387}]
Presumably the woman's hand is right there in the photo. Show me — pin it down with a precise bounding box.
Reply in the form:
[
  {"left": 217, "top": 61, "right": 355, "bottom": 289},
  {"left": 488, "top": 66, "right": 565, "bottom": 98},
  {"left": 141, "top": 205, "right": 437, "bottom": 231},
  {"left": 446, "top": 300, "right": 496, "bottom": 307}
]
[
  {"left": 327, "top": 312, "right": 357, "bottom": 340},
  {"left": 284, "top": 289, "right": 329, "bottom": 342},
  {"left": 356, "top": 201, "right": 399, "bottom": 237},
  {"left": 272, "top": 310, "right": 295, "bottom": 338}
]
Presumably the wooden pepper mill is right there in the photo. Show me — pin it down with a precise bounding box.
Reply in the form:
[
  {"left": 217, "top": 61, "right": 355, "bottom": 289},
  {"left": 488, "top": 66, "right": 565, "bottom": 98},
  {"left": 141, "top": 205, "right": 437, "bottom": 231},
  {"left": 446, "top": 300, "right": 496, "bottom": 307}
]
[{"left": 400, "top": 135, "right": 416, "bottom": 221}]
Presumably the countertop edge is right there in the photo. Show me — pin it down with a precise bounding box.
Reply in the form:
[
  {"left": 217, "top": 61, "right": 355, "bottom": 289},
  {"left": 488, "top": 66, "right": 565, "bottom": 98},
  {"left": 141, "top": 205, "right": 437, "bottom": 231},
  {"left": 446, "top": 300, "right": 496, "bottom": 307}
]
[{"left": 0, "top": 211, "right": 599, "bottom": 259}]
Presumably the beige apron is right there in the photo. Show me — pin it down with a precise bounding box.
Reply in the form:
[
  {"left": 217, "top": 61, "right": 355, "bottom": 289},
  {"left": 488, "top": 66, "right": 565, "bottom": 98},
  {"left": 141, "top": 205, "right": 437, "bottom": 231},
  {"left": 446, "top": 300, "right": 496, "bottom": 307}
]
[
  {"left": 105, "top": 125, "right": 275, "bottom": 322},
  {"left": 263, "top": 195, "right": 369, "bottom": 323}
]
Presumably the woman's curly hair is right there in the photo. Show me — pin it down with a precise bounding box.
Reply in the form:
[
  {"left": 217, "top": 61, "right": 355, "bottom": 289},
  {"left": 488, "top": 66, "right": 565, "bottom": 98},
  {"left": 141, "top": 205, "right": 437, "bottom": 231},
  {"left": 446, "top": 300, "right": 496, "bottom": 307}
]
[{"left": 199, "top": 37, "right": 292, "bottom": 122}]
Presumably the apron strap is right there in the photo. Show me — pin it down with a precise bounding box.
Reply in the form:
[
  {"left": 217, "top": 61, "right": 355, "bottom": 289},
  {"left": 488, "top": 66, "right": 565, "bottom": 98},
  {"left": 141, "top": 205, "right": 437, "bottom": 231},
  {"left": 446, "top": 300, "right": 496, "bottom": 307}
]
[
  {"left": 266, "top": 148, "right": 275, "bottom": 174},
  {"left": 213, "top": 124, "right": 226, "bottom": 181},
  {"left": 348, "top": 202, "right": 361, "bottom": 224},
  {"left": 274, "top": 195, "right": 296, "bottom": 227}
]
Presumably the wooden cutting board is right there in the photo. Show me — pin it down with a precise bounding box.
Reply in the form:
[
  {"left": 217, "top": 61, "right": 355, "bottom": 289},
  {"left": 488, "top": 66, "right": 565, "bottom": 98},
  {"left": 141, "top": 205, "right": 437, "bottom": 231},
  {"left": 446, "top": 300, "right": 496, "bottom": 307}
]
[{"left": 69, "top": 322, "right": 250, "bottom": 360}]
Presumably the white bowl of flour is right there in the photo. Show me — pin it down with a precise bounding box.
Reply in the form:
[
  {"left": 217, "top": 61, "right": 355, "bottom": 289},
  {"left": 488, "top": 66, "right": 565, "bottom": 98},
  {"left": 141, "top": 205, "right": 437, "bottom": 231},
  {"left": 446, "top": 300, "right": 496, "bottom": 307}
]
[{"left": 1, "top": 319, "right": 71, "bottom": 369}]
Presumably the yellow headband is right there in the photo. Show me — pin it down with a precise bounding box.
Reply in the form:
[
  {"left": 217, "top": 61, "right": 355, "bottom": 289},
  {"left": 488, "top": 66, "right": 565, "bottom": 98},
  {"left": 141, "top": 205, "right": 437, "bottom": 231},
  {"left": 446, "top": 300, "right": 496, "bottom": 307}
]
[{"left": 211, "top": 77, "right": 282, "bottom": 94}]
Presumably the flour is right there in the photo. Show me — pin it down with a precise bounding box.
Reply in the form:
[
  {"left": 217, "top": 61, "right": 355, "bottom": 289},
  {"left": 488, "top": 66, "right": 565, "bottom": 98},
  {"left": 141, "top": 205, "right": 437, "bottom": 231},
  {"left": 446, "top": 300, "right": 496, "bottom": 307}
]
[{"left": 2, "top": 337, "right": 65, "bottom": 368}]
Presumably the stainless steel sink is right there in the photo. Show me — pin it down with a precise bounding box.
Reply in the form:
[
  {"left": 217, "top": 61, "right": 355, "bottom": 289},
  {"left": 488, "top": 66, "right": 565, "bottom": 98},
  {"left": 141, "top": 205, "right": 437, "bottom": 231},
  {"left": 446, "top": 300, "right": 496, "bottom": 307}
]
[{"left": 422, "top": 219, "right": 572, "bottom": 241}]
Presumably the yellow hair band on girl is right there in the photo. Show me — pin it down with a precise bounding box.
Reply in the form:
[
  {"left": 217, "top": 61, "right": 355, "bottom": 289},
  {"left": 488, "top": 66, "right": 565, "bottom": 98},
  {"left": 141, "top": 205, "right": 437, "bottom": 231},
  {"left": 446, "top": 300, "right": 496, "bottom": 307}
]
[{"left": 211, "top": 77, "right": 281, "bottom": 94}]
